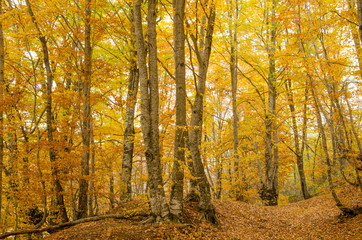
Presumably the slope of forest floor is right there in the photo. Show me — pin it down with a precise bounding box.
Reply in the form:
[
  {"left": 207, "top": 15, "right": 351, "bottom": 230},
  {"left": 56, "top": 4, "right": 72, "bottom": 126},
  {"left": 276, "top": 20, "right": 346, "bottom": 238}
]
[{"left": 44, "top": 186, "right": 362, "bottom": 240}]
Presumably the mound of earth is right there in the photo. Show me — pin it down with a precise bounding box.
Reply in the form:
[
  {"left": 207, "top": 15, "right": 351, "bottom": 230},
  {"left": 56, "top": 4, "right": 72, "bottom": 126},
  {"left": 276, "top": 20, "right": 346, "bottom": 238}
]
[{"left": 44, "top": 186, "right": 361, "bottom": 240}]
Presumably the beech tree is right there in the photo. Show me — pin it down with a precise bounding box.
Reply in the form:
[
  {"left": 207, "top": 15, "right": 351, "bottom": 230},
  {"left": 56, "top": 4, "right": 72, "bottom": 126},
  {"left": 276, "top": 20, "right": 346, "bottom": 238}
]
[{"left": 133, "top": 0, "right": 169, "bottom": 222}]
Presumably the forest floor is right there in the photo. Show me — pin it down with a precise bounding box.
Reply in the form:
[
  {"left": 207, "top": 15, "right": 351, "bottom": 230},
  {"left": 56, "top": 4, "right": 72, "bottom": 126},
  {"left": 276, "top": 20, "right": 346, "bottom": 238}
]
[{"left": 44, "top": 186, "right": 362, "bottom": 240}]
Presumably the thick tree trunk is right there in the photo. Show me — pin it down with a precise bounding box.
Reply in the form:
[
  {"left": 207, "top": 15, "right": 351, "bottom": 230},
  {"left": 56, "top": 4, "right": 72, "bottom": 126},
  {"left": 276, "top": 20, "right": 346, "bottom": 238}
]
[
  {"left": 25, "top": 0, "right": 69, "bottom": 223},
  {"left": 133, "top": 0, "right": 169, "bottom": 222},
  {"left": 170, "top": 0, "right": 186, "bottom": 222},
  {"left": 78, "top": 0, "right": 92, "bottom": 220},
  {"left": 285, "top": 79, "right": 310, "bottom": 199},
  {"left": 0, "top": 0, "right": 4, "bottom": 225}
]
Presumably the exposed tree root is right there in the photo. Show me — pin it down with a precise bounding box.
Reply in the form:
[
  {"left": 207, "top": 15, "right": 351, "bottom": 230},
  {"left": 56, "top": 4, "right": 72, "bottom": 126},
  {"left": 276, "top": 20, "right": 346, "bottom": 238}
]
[
  {"left": 0, "top": 213, "right": 147, "bottom": 239},
  {"left": 338, "top": 206, "right": 362, "bottom": 220}
]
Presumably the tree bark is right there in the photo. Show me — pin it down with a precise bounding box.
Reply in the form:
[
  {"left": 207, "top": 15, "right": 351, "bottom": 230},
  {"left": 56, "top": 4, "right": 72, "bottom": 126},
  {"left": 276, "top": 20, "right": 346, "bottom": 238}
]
[
  {"left": 133, "top": 0, "right": 169, "bottom": 222},
  {"left": 356, "top": 0, "right": 362, "bottom": 44},
  {"left": 78, "top": 0, "right": 93, "bottom": 220},
  {"left": 228, "top": 0, "right": 240, "bottom": 191},
  {"left": 0, "top": 0, "right": 4, "bottom": 226},
  {"left": 25, "top": 0, "right": 69, "bottom": 223},
  {"left": 261, "top": 0, "right": 279, "bottom": 206},
  {"left": 188, "top": 0, "right": 218, "bottom": 224},
  {"left": 170, "top": 0, "right": 186, "bottom": 222},
  {"left": 285, "top": 79, "right": 310, "bottom": 199},
  {"left": 311, "top": 80, "right": 342, "bottom": 206},
  {"left": 121, "top": 8, "right": 139, "bottom": 200}
]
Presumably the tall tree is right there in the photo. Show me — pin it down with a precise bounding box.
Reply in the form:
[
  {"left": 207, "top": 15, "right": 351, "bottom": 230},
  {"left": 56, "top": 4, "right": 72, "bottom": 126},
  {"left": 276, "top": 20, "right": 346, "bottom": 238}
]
[
  {"left": 78, "top": 0, "right": 93, "bottom": 219},
  {"left": 25, "top": 0, "right": 69, "bottom": 223},
  {"left": 133, "top": 0, "right": 169, "bottom": 222},
  {"left": 0, "top": 0, "right": 4, "bottom": 226},
  {"left": 170, "top": 0, "right": 186, "bottom": 222},
  {"left": 188, "top": 0, "right": 217, "bottom": 223},
  {"left": 121, "top": 6, "right": 139, "bottom": 201},
  {"left": 261, "top": 0, "right": 279, "bottom": 206}
]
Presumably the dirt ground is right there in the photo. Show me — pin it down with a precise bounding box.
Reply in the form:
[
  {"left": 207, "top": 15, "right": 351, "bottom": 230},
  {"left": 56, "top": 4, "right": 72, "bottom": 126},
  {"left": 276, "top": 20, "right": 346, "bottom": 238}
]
[{"left": 43, "top": 186, "right": 362, "bottom": 240}]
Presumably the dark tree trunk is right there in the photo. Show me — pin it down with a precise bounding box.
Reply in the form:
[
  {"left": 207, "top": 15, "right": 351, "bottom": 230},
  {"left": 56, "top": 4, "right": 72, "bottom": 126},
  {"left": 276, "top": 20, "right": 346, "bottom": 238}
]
[
  {"left": 78, "top": 0, "right": 92, "bottom": 220},
  {"left": 121, "top": 10, "right": 139, "bottom": 200},
  {"left": 25, "top": 0, "right": 68, "bottom": 223},
  {"left": 170, "top": 0, "right": 186, "bottom": 222},
  {"left": 0, "top": 0, "right": 4, "bottom": 224},
  {"left": 285, "top": 79, "right": 310, "bottom": 199}
]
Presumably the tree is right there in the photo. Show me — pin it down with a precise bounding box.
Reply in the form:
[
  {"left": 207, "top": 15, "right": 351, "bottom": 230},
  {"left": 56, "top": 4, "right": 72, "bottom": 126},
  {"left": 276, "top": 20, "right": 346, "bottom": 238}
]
[
  {"left": 170, "top": 0, "right": 187, "bottom": 222},
  {"left": 77, "top": 0, "right": 93, "bottom": 220},
  {"left": 25, "top": 0, "right": 69, "bottom": 223},
  {"left": 0, "top": 0, "right": 4, "bottom": 226},
  {"left": 187, "top": 0, "right": 218, "bottom": 223},
  {"left": 133, "top": 0, "right": 169, "bottom": 222}
]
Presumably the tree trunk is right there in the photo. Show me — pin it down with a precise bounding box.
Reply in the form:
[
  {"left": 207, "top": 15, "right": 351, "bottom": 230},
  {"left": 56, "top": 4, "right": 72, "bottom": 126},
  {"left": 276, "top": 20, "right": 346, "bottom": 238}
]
[
  {"left": 0, "top": 0, "right": 4, "bottom": 225},
  {"left": 311, "top": 80, "right": 342, "bottom": 206},
  {"left": 228, "top": 0, "right": 240, "bottom": 190},
  {"left": 356, "top": 0, "right": 362, "bottom": 44},
  {"left": 170, "top": 0, "right": 186, "bottom": 222},
  {"left": 188, "top": 0, "right": 217, "bottom": 224},
  {"left": 285, "top": 79, "right": 310, "bottom": 199},
  {"left": 261, "top": 0, "right": 278, "bottom": 206},
  {"left": 25, "top": 0, "right": 69, "bottom": 223},
  {"left": 133, "top": 0, "right": 169, "bottom": 222},
  {"left": 78, "top": 0, "right": 92, "bottom": 220},
  {"left": 121, "top": 10, "right": 139, "bottom": 200}
]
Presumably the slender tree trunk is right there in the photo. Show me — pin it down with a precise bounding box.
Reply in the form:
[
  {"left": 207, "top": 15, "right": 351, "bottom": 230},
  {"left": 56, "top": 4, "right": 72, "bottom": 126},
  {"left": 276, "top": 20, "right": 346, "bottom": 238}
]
[
  {"left": 0, "top": 0, "right": 4, "bottom": 226},
  {"left": 170, "top": 0, "right": 186, "bottom": 222},
  {"left": 121, "top": 12, "right": 139, "bottom": 200},
  {"left": 356, "top": 0, "right": 362, "bottom": 43},
  {"left": 25, "top": 0, "right": 68, "bottom": 223},
  {"left": 88, "top": 126, "right": 95, "bottom": 216},
  {"left": 285, "top": 79, "right": 310, "bottom": 199},
  {"left": 262, "top": 0, "right": 278, "bottom": 206},
  {"left": 133, "top": 0, "right": 169, "bottom": 222},
  {"left": 188, "top": 0, "right": 217, "bottom": 224},
  {"left": 311, "top": 80, "right": 342, "bottom": 206},
  {"left": 78, "top": 0, "right": 92, "bottom": 220},
  {"left": 228, "top": 0, "right": 240, "bottom": 186}
]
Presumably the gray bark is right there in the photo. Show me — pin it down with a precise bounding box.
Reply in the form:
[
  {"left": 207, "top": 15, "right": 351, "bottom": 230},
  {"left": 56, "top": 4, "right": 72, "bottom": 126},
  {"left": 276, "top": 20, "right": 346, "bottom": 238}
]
[
  {"left": 228, "top": 0, "right": 240, "bottom": 184},
  {"left": 121, "top": 10, "right": 139, "bottom": 200},
  {"left": 311, "top": 80, "right": 342, "bottom": 206},
  {"left": 78, "top": 0, "right": 92, "bottom": 220},
  {"left": 133, "top": 0, "right": 169, "bottom": 221},
  {"left": 170, "top": 0, "right": 186, "bottom": 222},
  {"left": 188, "top": 0, "right": 217, "bottom": 224},
  {"left": 262, "top": 0, "right": 278, "bottom": 206},
  {"left": 285, "top": 80, "right": 310, "bottom": 199},
  {"left": 25, "top": 0, "right": 68, "bottom": 223}
]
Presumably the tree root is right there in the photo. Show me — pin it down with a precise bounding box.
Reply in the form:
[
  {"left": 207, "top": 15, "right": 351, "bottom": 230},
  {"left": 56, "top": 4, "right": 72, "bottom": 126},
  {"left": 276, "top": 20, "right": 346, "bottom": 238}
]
[{"left": 338, "top": 206, "right": 362, "bottom": 220}]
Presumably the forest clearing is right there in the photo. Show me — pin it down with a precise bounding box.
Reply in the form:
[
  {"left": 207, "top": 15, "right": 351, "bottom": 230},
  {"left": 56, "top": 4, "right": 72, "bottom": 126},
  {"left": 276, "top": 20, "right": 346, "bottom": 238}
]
[{"left": 0, "top": 0, "right": 362, "bottom": 239}]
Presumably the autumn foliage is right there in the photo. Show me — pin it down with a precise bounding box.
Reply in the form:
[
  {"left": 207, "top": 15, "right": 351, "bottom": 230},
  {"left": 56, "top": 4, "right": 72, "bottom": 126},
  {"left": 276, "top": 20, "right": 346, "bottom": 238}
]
[{"left": 0, "top": 0, "right": 361, "bottom": 238}]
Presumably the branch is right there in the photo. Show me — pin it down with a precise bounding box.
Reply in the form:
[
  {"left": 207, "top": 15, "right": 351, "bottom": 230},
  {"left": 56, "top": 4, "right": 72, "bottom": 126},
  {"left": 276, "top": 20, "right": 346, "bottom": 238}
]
[{"left": 0, "top": 213, "right": 147, "bottom": 239}]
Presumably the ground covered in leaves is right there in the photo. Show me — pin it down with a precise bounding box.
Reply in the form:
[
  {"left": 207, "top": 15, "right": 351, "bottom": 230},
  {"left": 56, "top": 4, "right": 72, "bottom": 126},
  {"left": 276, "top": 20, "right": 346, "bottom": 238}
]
[{"left": 44, "top": 186, "right": 361, "bottom": 240}]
